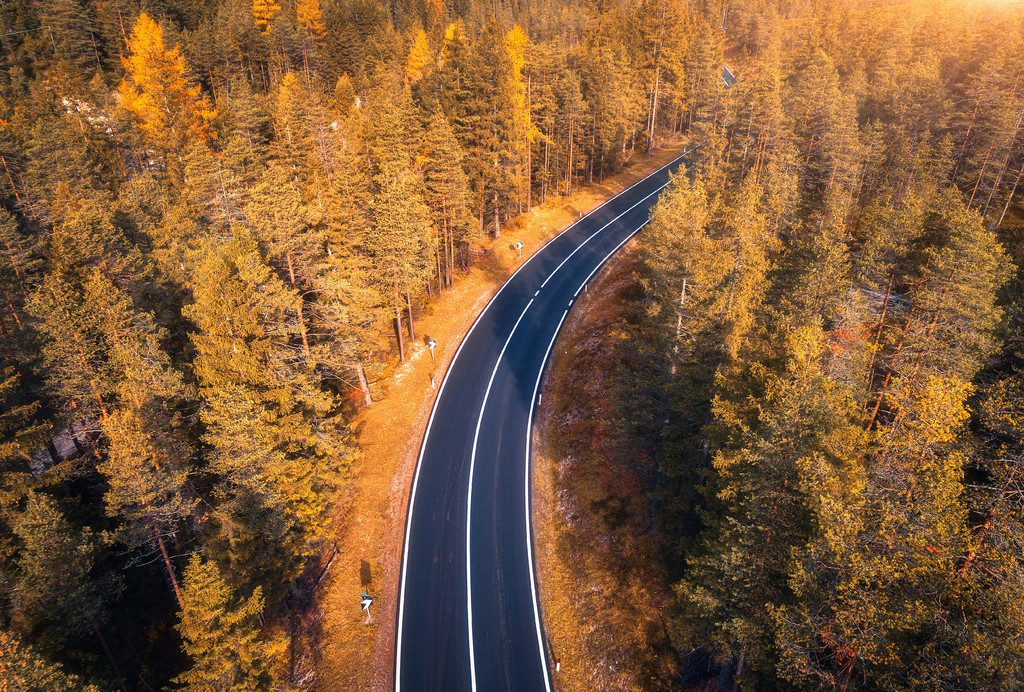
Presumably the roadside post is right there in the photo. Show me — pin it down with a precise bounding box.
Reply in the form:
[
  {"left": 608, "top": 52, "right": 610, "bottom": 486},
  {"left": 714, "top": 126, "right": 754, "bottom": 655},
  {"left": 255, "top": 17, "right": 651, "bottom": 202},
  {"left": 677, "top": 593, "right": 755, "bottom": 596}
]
[{"left": 360, "top": 592, "right": 373, "bottom": 622}]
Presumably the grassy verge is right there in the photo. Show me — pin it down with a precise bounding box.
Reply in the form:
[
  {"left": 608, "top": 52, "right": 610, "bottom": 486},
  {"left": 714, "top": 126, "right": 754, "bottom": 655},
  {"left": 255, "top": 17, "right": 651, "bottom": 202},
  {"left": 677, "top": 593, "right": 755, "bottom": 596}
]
[
  {"left": 311, "top": 142, "right": 688, "bottom": 691},
  {"left": 532, "top": 243, "right": 679, "bottom": 692}
]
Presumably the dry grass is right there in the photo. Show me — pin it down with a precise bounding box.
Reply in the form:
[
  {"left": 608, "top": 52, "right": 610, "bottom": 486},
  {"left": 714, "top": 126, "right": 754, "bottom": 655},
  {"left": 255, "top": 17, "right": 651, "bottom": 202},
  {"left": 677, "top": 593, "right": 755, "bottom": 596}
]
[
  {"left": 532, "top": 243, "right": 679, "bottom": 692},
  {"left": 312, "top": 142, "right": 688, "bottom": 691}
]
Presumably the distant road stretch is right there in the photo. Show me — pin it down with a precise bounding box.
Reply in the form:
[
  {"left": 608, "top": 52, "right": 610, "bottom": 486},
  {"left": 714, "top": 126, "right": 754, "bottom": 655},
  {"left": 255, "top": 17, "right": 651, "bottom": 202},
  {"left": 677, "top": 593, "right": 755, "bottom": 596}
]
[{"left": 396, "top": 151, "right": 688, "bottom": 691}]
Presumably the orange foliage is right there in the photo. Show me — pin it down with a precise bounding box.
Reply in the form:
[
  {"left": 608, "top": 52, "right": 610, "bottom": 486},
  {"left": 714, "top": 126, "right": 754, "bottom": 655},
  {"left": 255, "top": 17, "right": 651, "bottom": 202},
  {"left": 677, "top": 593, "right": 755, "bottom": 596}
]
[
  {"left": 405, "top": 30, "right": 431, "bottom": 83},
  {"left": 296, "top": 0, "right": 325, "bottom": 40},
  {"left": 117, "top": 13, "right": 214, "bottom": 155},
  {"left": 253, "top": 0, "right": 282, "bottom": 32}
]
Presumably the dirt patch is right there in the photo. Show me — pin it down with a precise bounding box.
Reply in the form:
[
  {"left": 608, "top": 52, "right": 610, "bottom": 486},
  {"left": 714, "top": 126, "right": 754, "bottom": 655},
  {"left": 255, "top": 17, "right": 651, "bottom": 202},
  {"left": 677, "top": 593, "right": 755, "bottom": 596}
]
[
  {"left": 311, "top": 142, "right": 688, "bottom": 691},
  {"left": 532, "top": 243, "right": 680, "bottom": 692}
]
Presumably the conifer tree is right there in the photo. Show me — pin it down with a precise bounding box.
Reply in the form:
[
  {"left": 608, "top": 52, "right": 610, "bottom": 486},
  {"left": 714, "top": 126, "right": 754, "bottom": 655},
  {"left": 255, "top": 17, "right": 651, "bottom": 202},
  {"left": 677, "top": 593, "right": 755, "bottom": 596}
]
[
  {"left": 98, "top": 407, "right": 195, "bottom": 609},
  {"left": 368, "top": 168, "right": 431, "bottom": 362},
  {"left": 0, "top": 368, "right": 47, "bottom": 507},
  {"left": 422, "top": 112, "right": 473, "bottom": 290},
  {"left": 10, "top": 493, "right": 120, "bottom": 652},
  {"left": 0, "top": 630, "right": 105, "bottom": 692},
  {"left": 186, "top": 234, "right": 346, "bottom": 589},
  {"left": 118, "top": 13, "right": 215, "bottom": 163},
  {"left": 0, "top": 208, "right": 43, "bottom": 351},
  {"left": 173, "top": 554, "right": 285, "bottom": 691}
]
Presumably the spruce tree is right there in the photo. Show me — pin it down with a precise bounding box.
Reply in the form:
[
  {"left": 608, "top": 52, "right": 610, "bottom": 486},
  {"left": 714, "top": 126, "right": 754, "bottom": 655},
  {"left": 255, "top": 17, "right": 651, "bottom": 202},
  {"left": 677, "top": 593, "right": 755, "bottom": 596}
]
[{"left": 173, "top": 554, "right": 286, "bottom": 692}]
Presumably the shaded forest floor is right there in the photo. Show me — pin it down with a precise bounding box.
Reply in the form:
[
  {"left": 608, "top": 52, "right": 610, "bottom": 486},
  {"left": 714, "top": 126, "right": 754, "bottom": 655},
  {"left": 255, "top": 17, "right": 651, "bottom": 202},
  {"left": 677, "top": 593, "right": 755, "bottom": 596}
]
[
  {"left": 309, "top": 141, "right": 688, "bottom": 690},
  {"left": 532, "top": 243, "right": 681, "bottom": 692}
]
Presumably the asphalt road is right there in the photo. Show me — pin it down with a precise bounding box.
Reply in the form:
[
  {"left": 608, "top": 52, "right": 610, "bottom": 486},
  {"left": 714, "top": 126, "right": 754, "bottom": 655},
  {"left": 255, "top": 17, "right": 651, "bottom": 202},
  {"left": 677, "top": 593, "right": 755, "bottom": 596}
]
[{"left": 395, "top": 152, "right": 688, "bottom": 692}]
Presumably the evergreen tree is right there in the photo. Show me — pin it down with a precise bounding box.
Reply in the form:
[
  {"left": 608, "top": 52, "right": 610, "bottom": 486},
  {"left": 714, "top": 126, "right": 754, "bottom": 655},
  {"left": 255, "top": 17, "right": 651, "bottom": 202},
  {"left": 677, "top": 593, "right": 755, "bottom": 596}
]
[
  {"left": 10, "top": 493, "right": 120, "bottom": 653},
  {"left": 173, "top": 554, "right": 286, "bottom": 692},
  {"left": 0, "top": 630, "right": 105, "bottom": 692},
  {"left": 367, "top": 167, "right": 431, "bottom": 362},
  {"left": 422, "top": 111, "right": 473, "bottom": 290}
]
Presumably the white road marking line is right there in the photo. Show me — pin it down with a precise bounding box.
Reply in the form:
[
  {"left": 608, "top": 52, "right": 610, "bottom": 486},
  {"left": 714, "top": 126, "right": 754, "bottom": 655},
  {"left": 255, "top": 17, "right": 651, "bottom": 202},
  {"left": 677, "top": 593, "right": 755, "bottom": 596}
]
[
  {"left": 539, "top": 176, "right": 676, "bottom": 289},
  {"left": 574, "top": 220, "right": 651, "bottom": 295},
  {"left": 395, "top": 151, "right": 686, "bottom": 691},
  {"left": 525, "top": 307, "right": 569, "bottom": 692},
  {"left": 535, "top": 290, "right": 539, "bottom": 296},
  {"left": 467, "top": 297, "right": 535, "bottom": 692}
]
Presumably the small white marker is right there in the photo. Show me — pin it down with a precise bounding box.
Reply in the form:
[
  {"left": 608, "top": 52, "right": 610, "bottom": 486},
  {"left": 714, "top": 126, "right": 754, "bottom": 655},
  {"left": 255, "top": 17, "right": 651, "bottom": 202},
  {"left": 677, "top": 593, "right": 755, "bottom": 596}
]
[{"left": 535, "top": 290, "right": 539, "bottom": 297}]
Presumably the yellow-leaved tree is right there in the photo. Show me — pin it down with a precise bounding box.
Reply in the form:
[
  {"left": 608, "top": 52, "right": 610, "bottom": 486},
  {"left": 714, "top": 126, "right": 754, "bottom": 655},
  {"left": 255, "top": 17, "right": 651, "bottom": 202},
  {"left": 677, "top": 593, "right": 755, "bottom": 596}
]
[
  {"left": 505, "top": 25, "right": 538, "bottom": 210},
  {"left": 252, "top": 0, "right": 282, "bottom": 32},
  {"left": 118, "top": 13, "right": 214, "bottom": 161},
  {"left": 405, "top": 29, "right": 431, "bottom": 83},
  {"left": 296, "top": 0, "right": 325, "bottom": 40}
]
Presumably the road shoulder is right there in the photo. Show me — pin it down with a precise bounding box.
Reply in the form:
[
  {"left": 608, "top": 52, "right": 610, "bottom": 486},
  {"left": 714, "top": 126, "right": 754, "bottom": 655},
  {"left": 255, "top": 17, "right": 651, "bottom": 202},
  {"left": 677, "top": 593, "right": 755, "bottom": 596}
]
[{"left": 532, "top": 242, "right": 680, "bottom": 691}]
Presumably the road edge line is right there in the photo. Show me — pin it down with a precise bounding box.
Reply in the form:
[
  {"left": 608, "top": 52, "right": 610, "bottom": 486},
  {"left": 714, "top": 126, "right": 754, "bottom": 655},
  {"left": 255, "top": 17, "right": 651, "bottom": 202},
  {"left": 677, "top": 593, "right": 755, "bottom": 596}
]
[{"left": 393, "top": 149, "right": 687, "bottom": 691}]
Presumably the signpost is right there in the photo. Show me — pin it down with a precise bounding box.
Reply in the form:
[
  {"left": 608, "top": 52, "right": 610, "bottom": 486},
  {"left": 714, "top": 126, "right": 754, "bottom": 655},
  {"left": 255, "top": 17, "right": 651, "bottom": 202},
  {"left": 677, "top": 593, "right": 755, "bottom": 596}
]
[
  {"left": 360, "top": 592, "right": 373, "bottom": 622},
  {"left": 515, "top": 241, "right": 523, "bottom": 258},
  {"left": 427, "top": 337, "right": 437, "bottom": 361}
]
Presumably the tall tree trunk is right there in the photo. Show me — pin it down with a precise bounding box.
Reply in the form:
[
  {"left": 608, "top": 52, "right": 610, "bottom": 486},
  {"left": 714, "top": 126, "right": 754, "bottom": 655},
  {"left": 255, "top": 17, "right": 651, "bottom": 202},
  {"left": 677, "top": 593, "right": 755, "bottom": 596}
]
[
  {"left": 648, "top": 66, "right": 661, "bottom": 154},
  {"left": 92, "top": 624, "right": 129, "bottom": 692},
  {"left": 982, "top": 109, "right": 1024, "bottom": 217},
  {"left": 996, "top": 158, "right": 1024, "bottom": 229},
  {"left": 355, "top": 363, "right": 372, "bottom": 408},
  {"left": 395, "top": 307, "right": 406, "bottom": 363},
  {"left": 527, "top": 75, "right": 533, "bottom": 211},
  {"left": 543, "top": 135, "right": 550, "bottom": 203},
  {"left": 493, "top": 192, "right": 501, "bottom": 239},
  {"left": 566, "top": 112, "right": 574, "bottom": 197},
  {"left": 153, "top": 523, "right": 184, "bottom": 609},
  {"left": 406, "top": 293, "right": 416, "bottom": 341},
  {"left": 286, "top": 253, "right": 311, "bottom": 358}
]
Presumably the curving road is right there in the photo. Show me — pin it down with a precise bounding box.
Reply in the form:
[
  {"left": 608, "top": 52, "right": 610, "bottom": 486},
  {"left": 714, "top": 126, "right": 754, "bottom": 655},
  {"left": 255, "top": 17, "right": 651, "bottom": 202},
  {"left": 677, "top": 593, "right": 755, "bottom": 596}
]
[{"left": 395, "top": 152, "right": 688, "bottom": 691}]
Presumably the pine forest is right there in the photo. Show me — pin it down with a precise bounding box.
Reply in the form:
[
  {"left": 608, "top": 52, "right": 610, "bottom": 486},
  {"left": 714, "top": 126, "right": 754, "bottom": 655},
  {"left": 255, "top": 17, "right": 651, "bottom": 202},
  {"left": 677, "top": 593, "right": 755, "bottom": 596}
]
[{"left": 0, "top": 0, "right": 1021, "bottom": 688}]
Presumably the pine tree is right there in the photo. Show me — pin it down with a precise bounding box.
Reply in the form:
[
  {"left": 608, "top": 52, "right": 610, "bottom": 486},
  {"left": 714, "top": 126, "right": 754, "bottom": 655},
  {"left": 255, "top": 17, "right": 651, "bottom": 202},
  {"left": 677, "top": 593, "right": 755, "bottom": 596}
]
[
  {"left": 0, "top": 630, "right": 105, "bottom": 692},
  {"left": 422, "top": 111, "right": 473, "bottom": 290},
  {"left": 173, "top": 554, "right": 286, "bottom": 692},
  {"left": 98, "top": 407, "right": 195, "bottom": 610},
  {"left": 367, "top": 168, "right": 431, "bottom": 362},
  {"left": 10, "top": 493, "right": 120, "bottom": 652},
  {"left": 0, "top": 208, "right": 43, "bottom": 352},
  {"left": 0, "top": 368, "right": 47, "bottom": 509},
  {"left": 185, "top": 234, "right": 346, "bottom": 590}
]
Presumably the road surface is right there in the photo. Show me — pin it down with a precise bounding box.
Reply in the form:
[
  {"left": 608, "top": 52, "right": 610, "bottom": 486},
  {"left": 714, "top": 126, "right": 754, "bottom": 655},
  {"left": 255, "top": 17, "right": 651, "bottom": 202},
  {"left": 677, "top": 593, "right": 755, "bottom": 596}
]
[{"left": 395, "top": 152, "right": 687, "bottom": 691}]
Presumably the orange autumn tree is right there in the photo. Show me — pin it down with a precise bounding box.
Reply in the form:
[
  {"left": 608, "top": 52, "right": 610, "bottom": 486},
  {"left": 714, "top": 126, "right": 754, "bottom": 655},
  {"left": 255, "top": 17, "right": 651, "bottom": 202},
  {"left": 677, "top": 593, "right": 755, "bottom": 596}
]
[
  {"left": 253, "top": 0, "right": 282, "bottom": 32},
  {"left": 405, "top": 29, "right": 431, "bottom": 83},
  {"left": 118, "top": 13, "right": 214, "bottom": 160}
]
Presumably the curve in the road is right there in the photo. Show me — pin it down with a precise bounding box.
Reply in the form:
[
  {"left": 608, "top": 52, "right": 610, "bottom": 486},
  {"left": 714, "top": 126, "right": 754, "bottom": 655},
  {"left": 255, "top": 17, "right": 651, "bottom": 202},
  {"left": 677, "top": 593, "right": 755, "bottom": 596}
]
[{"left": 395, "top": 151, "right": 688, "bottom": 692}]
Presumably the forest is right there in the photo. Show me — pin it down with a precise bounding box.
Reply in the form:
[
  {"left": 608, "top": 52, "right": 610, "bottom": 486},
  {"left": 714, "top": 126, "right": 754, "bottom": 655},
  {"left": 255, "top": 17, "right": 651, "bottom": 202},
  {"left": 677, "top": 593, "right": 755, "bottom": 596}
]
[
  {"left": 0, "top": 0, "right": 693, "bottom": 685},
  {"left": 626, "top": 0, "right": 1024, "bottom": 689},
  {"left": 0, "top": 0, "right": 1020, "bottom": 687}
]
